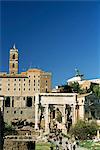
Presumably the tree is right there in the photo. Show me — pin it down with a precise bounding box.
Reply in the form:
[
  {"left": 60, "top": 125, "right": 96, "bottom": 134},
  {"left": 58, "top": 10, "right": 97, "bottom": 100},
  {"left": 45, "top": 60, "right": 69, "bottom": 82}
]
[
  {"left": 4, "top": 122, "right": 17, "bottom": 136},
  {"left": 92, "top": 85, "right": 100, "bottom": 98},
  {"left": 70, "top": 82, "right": 81, "bottom": 93},
  {"left": 70, "top": 120, "right": 98, "bottom": 140},
  {"left": 62, "top": 84, "right": 73, "bottom": 93}
]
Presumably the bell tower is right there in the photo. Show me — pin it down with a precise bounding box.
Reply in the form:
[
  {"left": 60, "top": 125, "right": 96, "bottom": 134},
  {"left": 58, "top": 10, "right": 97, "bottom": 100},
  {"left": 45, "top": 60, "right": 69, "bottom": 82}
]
[{"left": 9, "top": 44, "right": 18, "bottom": 74}]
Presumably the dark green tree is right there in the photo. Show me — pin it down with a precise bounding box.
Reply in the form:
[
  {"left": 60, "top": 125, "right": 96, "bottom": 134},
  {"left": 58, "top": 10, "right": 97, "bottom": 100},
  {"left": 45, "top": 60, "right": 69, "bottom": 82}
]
[
  {"left": 92, "top": 85, "right": 100, "bottom": 98},
  {"left": 70, "top": 82, "right": 81, "bottom": 93},
  {"left": 70, "top": 120, "right": 98, "bottom": 140}
]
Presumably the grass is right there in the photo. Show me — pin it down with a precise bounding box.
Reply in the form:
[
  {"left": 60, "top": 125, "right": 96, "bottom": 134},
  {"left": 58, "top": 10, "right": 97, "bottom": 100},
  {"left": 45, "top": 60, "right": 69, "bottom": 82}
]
[
  {"left": 80, "top": 140, "right": 100, "bottom": 150},
  {"left": 36, "top": 142, "right": 53, "bottom": 150}
]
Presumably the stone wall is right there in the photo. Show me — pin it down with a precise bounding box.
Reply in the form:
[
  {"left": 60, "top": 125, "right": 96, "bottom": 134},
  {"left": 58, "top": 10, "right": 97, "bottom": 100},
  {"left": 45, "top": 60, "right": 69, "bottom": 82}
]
[
  {"left": 4, "top": 107, "right": 35, "bottom": 125},
  {"left": 3, "top": 138, "right": 35, "bottom": 150}
]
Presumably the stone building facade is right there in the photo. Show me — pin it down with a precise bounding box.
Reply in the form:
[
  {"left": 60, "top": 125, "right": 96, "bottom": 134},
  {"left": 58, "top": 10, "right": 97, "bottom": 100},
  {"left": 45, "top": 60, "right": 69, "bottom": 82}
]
[{"left": 0, "top": 45, "right": 52, "bottom": 125}]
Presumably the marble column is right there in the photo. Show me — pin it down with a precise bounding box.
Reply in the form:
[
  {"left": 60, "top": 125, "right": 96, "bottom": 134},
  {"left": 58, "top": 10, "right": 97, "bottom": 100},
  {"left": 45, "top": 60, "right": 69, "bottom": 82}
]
[
  {"left": 35, "top": 94, "right": 39, "bottom": 129},
  {"left": 72, "top": 105, "right": 76, "bottom": 125},
  {"left": 62, "top": 105, "right": 67, "bottom": 133},
  {"left": 45, "top": 104, "right": 49, "bottom": 133},
  {"left": 79, "top": 104, "right": 84, "bottom": 120},
  {"left": 62, "top": 105, "right": 66, "bottom": 125}
]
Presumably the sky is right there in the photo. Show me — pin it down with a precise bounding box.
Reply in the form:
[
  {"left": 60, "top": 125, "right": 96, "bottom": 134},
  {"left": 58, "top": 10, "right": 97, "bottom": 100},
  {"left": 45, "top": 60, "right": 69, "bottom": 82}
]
[{"left": 0, "top": 1, "right": 100, "bottom": 87}]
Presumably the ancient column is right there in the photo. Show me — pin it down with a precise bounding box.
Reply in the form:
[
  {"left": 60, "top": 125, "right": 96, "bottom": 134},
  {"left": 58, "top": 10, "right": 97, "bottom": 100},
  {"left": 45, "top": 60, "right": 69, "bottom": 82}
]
[
  {"left": 62, "top": 105, "right": 66, "bottom": 125},
  {"left": 35, "top": 94, "right": 39, "bottom": 129},
  {"left": 62, "top": 105, "right": 67, "bottom": 133},
  {"left": 72, "top": 105, "right": 76, "bottom": 125},
  {"left": 45, "top": 104, "right": 49, "bottom": 133}
]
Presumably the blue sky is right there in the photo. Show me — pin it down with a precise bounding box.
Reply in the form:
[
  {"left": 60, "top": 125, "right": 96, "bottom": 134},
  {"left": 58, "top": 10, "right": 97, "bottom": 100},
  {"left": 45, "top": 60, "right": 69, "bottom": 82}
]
[{"left": 0, "top": 1, "right": 100, "bottom": 87}]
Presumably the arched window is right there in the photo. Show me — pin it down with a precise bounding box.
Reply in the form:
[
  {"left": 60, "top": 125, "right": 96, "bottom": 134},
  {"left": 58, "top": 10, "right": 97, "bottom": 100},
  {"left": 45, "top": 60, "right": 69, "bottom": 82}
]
[
  {"left": 12, "top": 54, "right": 15, "bottom": 59},
  {"left": 5, "top": 97, "right": 10, "bottom": 107},
  {"left": 12, "top": 63, "right": 15, "bottom": 68},
  {"left": 26, "top": 97, "right": 32, "bottom": 107}
]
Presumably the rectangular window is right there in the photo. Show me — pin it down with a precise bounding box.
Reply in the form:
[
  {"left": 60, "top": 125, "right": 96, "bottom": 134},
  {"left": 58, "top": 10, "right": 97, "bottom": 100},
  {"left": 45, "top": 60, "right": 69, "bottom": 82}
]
[
  {"left": 20, "top": 111, "right": 23, "bottom": 114},
  {"left": 14, "top": 111, "right": 16, "bottom": 114}
]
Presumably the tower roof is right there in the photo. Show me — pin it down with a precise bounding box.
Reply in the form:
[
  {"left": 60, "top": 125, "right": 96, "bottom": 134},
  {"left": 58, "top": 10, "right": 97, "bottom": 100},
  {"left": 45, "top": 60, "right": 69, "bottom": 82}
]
[
  {"left": 10, "top": 44, "right": 18, "bottom": 52},
  {"left": 13, "top": 44, "right": 16, "bottom": 49}
]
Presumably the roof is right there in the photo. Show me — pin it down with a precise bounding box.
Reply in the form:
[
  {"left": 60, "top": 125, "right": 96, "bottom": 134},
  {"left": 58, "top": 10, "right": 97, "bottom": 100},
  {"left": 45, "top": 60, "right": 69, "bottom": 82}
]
[{"left": 67, "top": 76, "right": 82, "bottom": 83}]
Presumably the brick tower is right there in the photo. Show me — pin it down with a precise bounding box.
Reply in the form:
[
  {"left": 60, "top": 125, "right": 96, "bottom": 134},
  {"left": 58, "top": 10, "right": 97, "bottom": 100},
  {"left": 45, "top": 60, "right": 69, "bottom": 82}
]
[{"left": 9, "top": 44, "right": 18, "bottom": 74}]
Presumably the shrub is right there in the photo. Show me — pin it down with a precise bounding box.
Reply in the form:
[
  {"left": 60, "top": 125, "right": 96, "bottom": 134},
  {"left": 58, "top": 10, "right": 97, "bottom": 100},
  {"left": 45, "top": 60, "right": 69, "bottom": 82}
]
[{"left": 69, "top": 120, "right": 98, "bottom": 140}]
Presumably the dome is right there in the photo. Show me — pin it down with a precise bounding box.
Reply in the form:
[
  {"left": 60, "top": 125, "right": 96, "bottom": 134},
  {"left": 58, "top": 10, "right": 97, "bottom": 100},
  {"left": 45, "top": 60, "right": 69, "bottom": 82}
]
[{"left": 67, "top": 76, "right": 82, "bottom": 83}]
